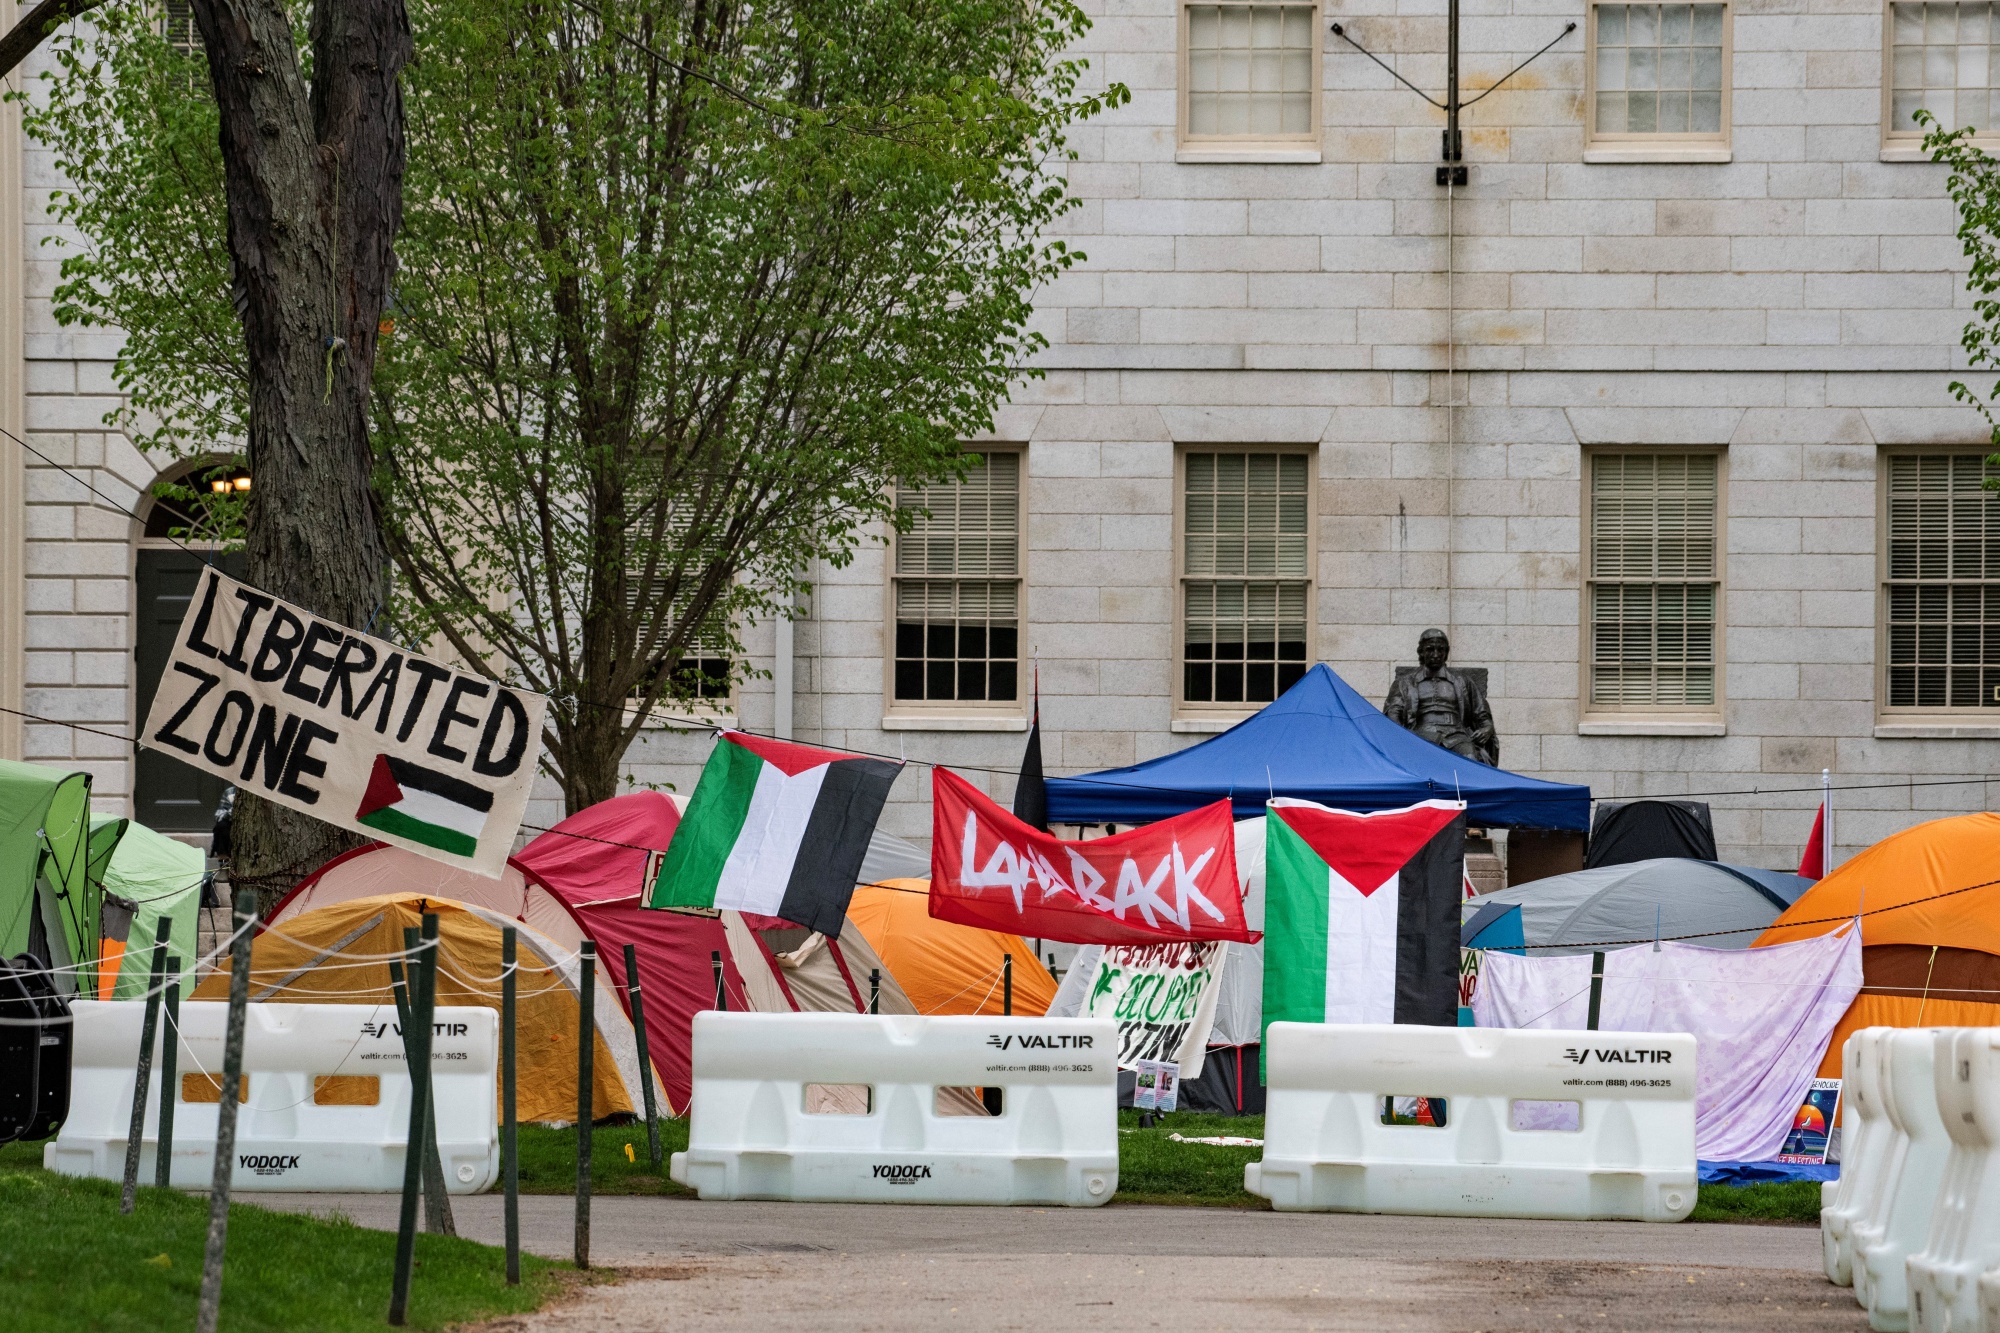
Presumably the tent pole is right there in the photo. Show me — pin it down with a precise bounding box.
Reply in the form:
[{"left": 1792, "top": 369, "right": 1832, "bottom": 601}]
[
  {"left": 712, "top": 949, "right": 725, "bottom": 1011},
  {"left": 155, "top": 952, "right": 180, "bottom": 1190},
  {"left": 120, "top": 920, "right": 170, "bottom": 1214},
  {"left": 622, "top": 943, "right": 661, "bottom": 1167},
  {"left": 1586, "top": 951, "right": 1605, "bottom": 1031},
  {"left": 502, "top": 927, "right": 520, "bottom": 1285},
  {"left": 1003, "top": 954, "right": 1013, "bottom": 1016},
  {"left": 1823, "top": 767, "right": 1832, "bottom": 876},
  {"left": 869, "top": 968, "right": 880, "bottom": 1015},
  {"left": 576, "top": 940, "right": 595, "bottom": 1270}
]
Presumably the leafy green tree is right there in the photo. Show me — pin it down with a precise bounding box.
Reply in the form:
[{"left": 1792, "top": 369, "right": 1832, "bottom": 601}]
[
  {"left": 29, "top": 0, "right": 1119, "bottom": 816},
  {"left": 1923, "top": 110, "right": 2000, "bottom": 473}
]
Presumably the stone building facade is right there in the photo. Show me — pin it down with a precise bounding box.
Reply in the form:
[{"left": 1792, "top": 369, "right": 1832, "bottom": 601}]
[{"left": 6, "top": 0, "right": 2000, "bottom": 872}]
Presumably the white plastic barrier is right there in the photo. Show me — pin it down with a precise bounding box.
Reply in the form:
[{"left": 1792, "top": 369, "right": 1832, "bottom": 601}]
[
  {"left": 669, "top": 1011, "right": 1118, "bottom": 1206},
  {"left": 45, "top": 1000, "right": 498, "bottom": 1193},
  {"left": 1908, "top": 1027, "right": 2000, "bottom": 1333},
  {"left": 1826, "top": 1029, "right": 1896, "bottom": 1287},
  {"left": 1854, "top": 1029, "right": 1953, "bottom": 1331},
  {"left": 1244, "top": 1023, "right": 1697, "bottom": 1221}
]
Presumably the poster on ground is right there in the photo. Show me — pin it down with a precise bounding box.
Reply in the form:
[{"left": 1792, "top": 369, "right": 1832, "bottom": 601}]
[
  {"left": 1776, "top": 1078, "right": 1842, "bottom": 1164},
  {"left": 1078, "top": 941, "right": 1227, "bottom": 1079},
  {"left": 141, "top": 567, "right": 547, "bottom": 878}
]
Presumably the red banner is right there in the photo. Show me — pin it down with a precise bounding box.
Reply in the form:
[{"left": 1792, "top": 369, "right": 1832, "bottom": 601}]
[{"left": 928, "top": 768, "right": 1257, "bottom": 946}]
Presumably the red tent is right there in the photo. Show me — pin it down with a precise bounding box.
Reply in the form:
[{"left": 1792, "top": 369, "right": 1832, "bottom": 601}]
[
  {"left": 513, "top": 793, "right": 738, "bottom": 1112},
  {"left": 275, "top": 791, "right": 916, "bottom": 1113}
]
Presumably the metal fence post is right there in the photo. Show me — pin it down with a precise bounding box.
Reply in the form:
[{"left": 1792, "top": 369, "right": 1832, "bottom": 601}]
[
  {"left": 394, "top": 926, "right": 454, "bottom": 1236},
  {"left": 576, "top": 939, "right": 596, "bottom": 1269},
  {"left": 155, "top": 952, "right": 181, "bottom": 1190},
  {"left": 120, "top": 920, "right": 170, "bottom": 1214},
  {"left": 621, "top": 943, "right": 660, "bottom": 1167},
  {"left": 502, "top": 926, "right": 520, "bottom": 1286},
  {"left": 388, "top": 913, "right": 441, "bottom": 1326},
  {"left": 195, "top": 890, "right": 254, "bottom": 1333}
]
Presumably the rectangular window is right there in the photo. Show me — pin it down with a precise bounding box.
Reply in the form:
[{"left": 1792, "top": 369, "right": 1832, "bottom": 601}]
[
  {"left": 629, "top": 613, "right": 734, "bottom": 715},
  {"left": 1886, "top": 1, "right": 2000, "bottom": 144},
  {"left": 1181, "top": 451, "right": 1311, "bottom": 711},
  {"left": 1586, "top": 453, "right": 1720, "bottom": 712},
  {"left": 1882, "top": 453, "right": 2000, "bottom": 712},
  {"left": 891, "top": 452, "right": 1022, "bottom": 709},
  {"left": 1180, "top": 2, "right": 1321, "bottom": 157},
  {"left": 1587, "top": 3, "right": 1731, "bottom": 157}
]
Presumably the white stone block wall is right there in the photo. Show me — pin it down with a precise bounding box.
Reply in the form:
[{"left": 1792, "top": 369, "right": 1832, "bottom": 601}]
[
  {"left": 17, "top": 0, "right": 2000, "bottom": 876},
  {"left": 15, "top": 40, "right": 153, "bottom": 811}
]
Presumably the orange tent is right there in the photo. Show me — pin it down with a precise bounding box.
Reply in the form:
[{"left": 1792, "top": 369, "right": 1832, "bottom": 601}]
[
  {"left": 1756, "top": 812, "right": 2000, "bottom": 1075},
  {"left": 847, "top": 880, "right": 1056, "bottom": 1017}
]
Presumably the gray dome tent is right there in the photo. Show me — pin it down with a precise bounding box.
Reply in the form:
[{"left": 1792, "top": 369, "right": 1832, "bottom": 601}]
[{"left": 1463, "top": 858, "right": 1811, "bottom": 955}]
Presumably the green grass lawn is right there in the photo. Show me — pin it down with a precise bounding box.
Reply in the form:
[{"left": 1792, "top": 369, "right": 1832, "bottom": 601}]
[
  {"left": 1686, "top": 1179, "right": 1824, "bottom": 1224},
  {"left": 515, "top": 1119, "right": 694, "bottom": 1197},
  {"left": 0, "top": 1140, "right": 571, "bottom": 1332}
]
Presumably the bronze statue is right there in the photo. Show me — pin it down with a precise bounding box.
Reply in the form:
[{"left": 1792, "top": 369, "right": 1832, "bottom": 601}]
[{"left": 1383, "top": 628, "right": 1498, "bottom": 766}]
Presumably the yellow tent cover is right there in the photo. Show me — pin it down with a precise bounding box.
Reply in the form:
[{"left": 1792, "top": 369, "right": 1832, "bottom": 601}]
[{"left": 192, "top": 893, "right": 638, "bottom": 1124}]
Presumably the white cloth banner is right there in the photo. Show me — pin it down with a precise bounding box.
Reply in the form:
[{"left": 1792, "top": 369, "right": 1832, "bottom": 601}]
[
  {"left": 1473, "top": 929, "right": 1863, "bottom": 1162},
  {"left": 142, "top": 568, "right": 546, "bottom": 877},
  {"left": 1055, "top": 942, "right": 1226, "bottom": 1079}
]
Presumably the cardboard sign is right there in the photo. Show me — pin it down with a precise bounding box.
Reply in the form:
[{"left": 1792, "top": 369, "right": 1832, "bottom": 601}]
[
  {"left": 1079, "top": 941, "right": 1226, "bottom": 1079},
  {"left": 142, "top": 568, "right": 546, "bottom": 877}
]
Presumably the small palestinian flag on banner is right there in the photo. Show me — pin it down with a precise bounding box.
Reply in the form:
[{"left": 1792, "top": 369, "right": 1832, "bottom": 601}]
[
  {"left": 1262, "top": 797, "right": 1467, "bottom": 1039},
  {"left": 355, "top": 754, "right": 494, "bottom": 858},
  {"left": 647, "top": 731, "right": 903, "bottom": 937}
]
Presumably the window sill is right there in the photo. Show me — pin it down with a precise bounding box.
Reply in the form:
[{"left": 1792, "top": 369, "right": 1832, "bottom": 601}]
[
  {"left": 1175, "top": 145, "right": 1323, "bottom": 164},
  {"left": 880, "top": 714, "right": 1028, "bottom": 732},
  {"left": 1171, "top": 716, "right": 1253, "bottom": 734},
  {"left": 1878, "top": 144, "right": 1936, "bottom": 163},
  {"left": 1873, "top": 721, "right": 2000, "bottom": 739},
  {"left": 1582, "top": 144, "right": 1732, "bottom": 164},
  {"left": 1577, "top": 719, "right": 1726, "bottom": 737}
]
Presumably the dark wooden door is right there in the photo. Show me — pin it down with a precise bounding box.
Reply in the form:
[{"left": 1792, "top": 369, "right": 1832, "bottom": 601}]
[{"left": 134, "top": 548, "right": 245, "bottom": 831}]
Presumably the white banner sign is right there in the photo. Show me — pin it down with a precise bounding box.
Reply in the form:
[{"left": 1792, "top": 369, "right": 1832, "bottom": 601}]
[
  {"left": 1079, "top": 941, "right": 1226, "bottom": 1080},
  {"left": 142, "top": 568, "right": 545, "bottom": 877}
]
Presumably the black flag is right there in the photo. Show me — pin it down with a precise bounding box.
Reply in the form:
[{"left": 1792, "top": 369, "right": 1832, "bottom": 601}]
[{"left": 1013, "top": 668, "right": 1048, "bottom": 832}]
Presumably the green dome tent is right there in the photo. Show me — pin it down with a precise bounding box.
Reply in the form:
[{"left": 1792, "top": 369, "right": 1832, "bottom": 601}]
[
  {"left": 94, "top": 815, "right": 205, "bottom": 999},
  {"left": 0, "top": 759, "right": 110, "bottom": 995}
]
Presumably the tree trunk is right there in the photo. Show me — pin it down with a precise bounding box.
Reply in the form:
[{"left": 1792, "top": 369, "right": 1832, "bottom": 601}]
[{"left": 190, "top": 0, "right": 409, "bottom": 897}]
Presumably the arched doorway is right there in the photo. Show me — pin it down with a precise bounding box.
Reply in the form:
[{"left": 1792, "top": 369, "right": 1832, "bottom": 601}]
[{"left": 132, "top": 462, "right": 246, "bottom": 832}]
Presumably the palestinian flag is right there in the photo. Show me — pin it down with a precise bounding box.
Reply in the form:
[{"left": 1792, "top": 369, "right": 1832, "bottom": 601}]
[
  {"left": 647, "top": 731, "right": 902, "bottom": 937},
  {"left": 355, "top": 754, "right": 494, "bottom": 858},
  {"left": 1262, "top": 798, "right": 1466, "bottom": 1037}
]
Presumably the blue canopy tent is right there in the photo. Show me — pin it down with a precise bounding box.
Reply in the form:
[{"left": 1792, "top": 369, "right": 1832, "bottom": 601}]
[{"left": 1043, "top": 664, "right": 1591, "bottom": 830}]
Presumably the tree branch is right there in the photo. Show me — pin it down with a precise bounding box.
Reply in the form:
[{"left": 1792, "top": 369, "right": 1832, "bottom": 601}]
[{"left": 0, "top": 0, "right": 107, "bottom": 82}]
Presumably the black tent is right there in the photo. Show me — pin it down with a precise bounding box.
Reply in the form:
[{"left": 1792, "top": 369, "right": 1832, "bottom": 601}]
[{"left": 1585, "top": 799, "right": 1717, "bottom": 868}]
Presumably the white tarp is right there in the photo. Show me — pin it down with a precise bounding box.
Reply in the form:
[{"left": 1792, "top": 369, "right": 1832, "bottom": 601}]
[
  {"left": 142, "top": 567, "right": 546, "bottom": 877},
  {"left": 1050, "top": 942, "right": 1226, "bottom": 1079},
  {"left": 1472, "top": 928, "right": 1863, "bottom": 1161}
]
